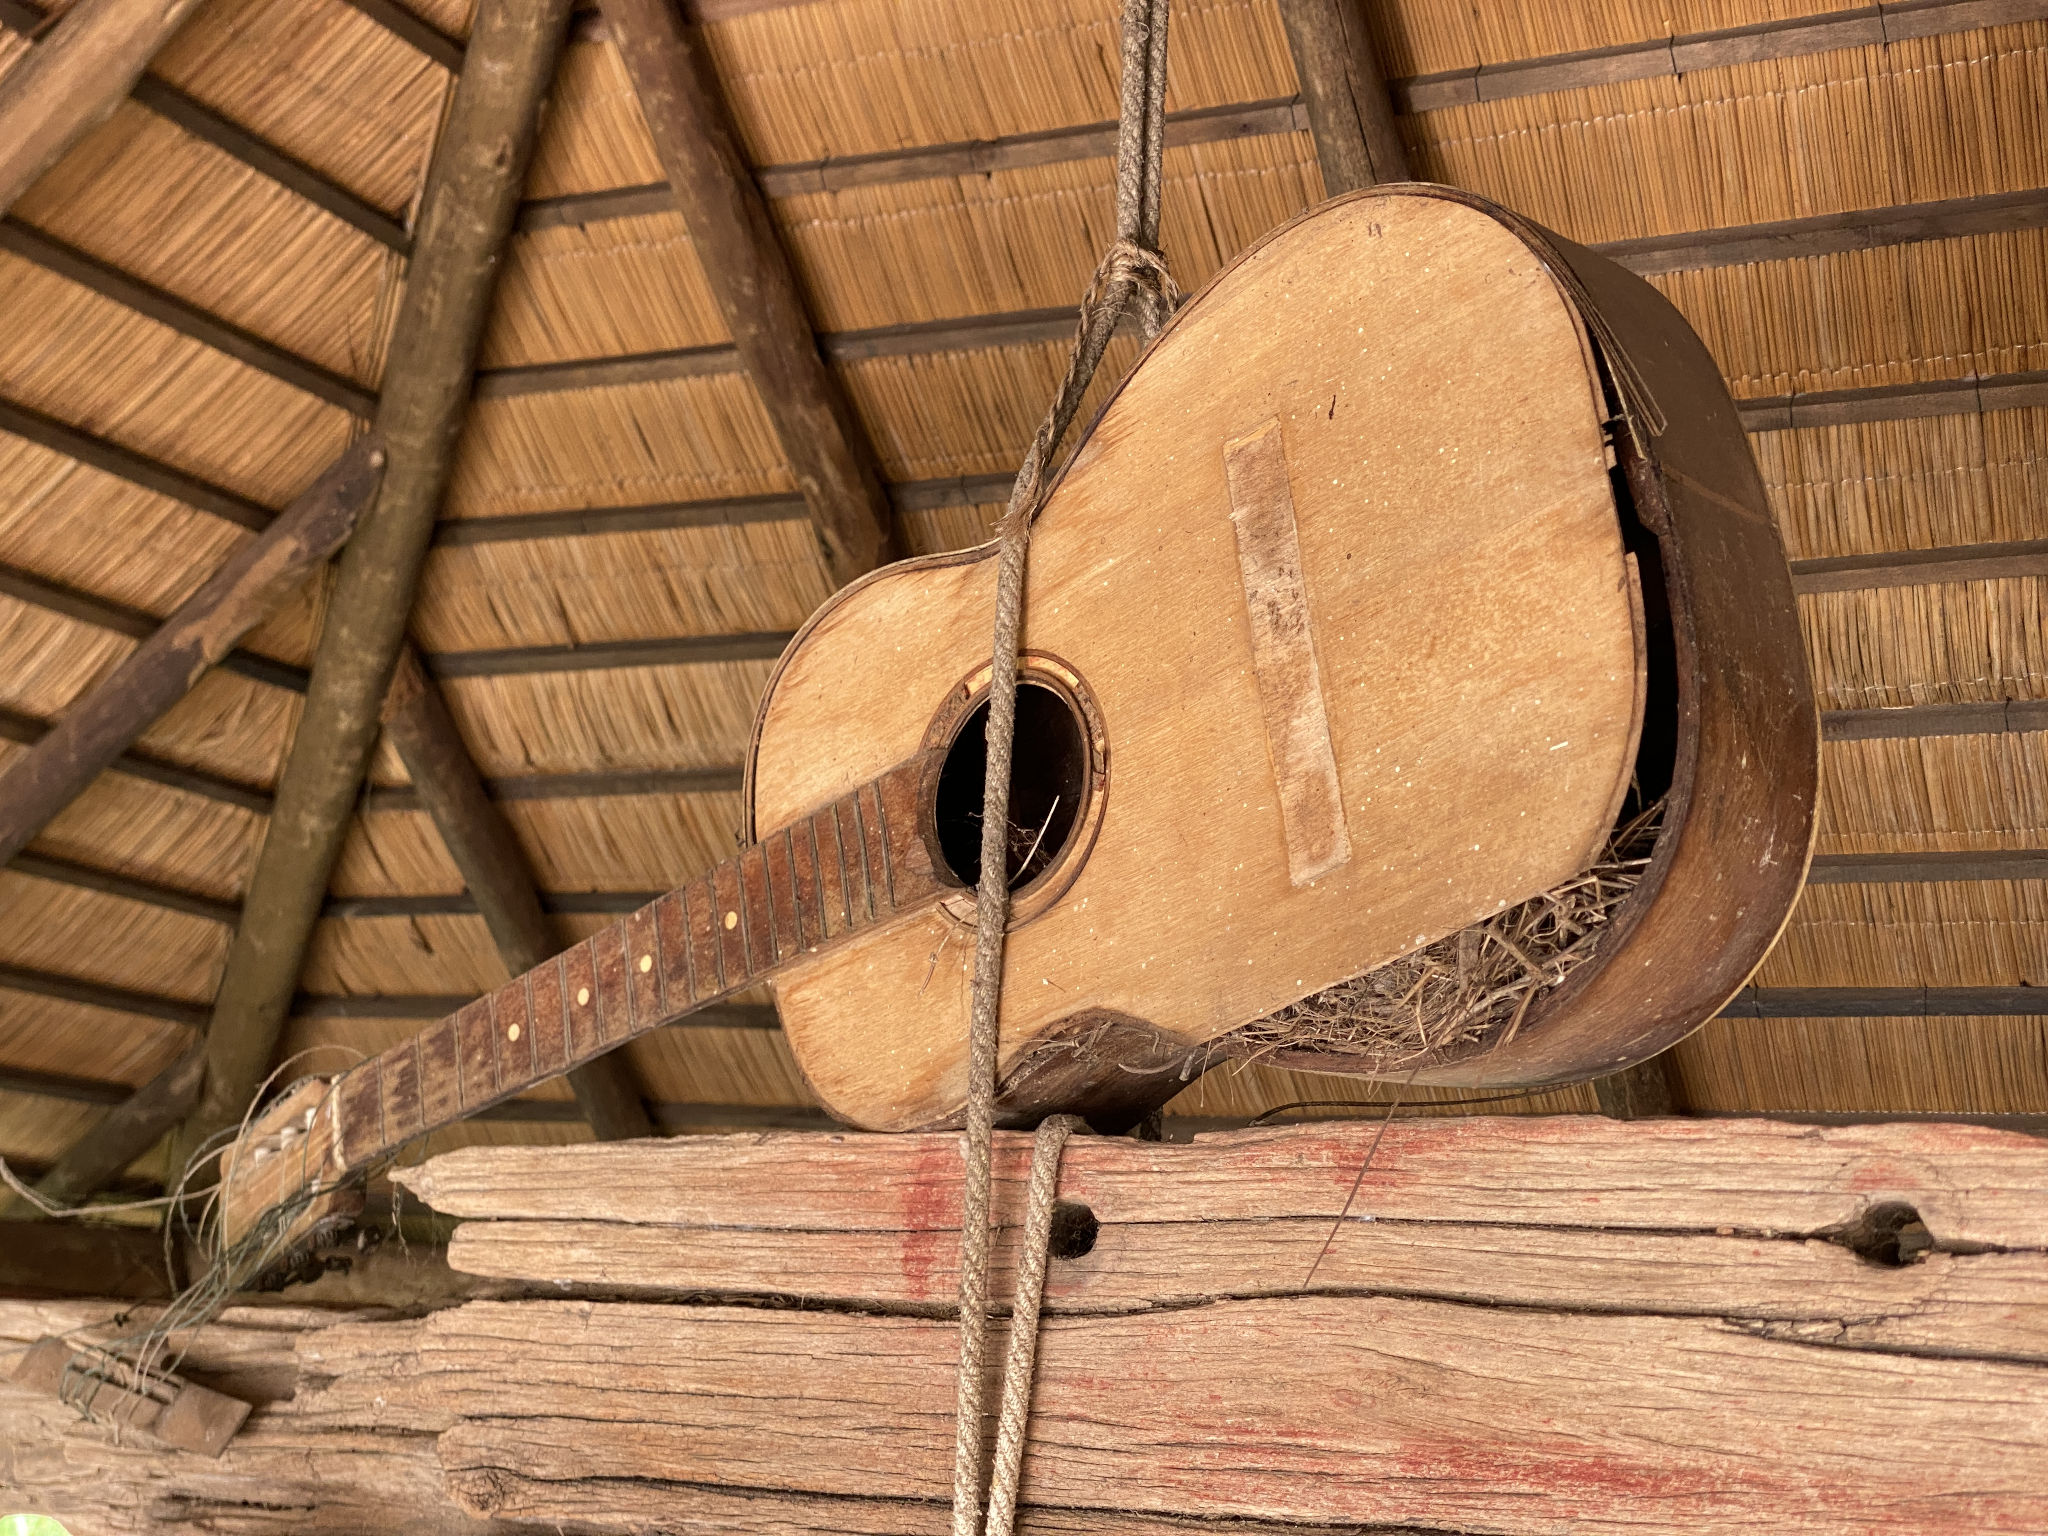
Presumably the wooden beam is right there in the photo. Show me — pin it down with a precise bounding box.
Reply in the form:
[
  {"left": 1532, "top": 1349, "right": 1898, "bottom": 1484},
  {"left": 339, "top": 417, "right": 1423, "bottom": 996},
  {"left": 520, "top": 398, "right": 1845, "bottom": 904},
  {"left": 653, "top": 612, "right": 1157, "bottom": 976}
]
[
  {"left": 1591, "top": 1055, "right": 1681, "bottom": 1118},
  {"left": 364, "top": 762, "right": 745, "bottom": 808},
  {"left": 0, "top": 1222, "right": 174, "bottom": 1298},
  {"left": 334, "top": 0, "right": 465, "bottom": 71},
  {"left": 320, "top": 889, "right": 663, "bottom": 919},
  {"left": 1736, "top": 370, "right": 2048, "bottom": 430},
  {"left": 600, "top": 0, "right": 896, "bottom": 585},
  {"left": 1790, "top": 537, "right": 2048, "bottom": 592},
  {"left": 1723, "top": 985, "right": 2048, "bottom": 1017},
  {"left": 380, "top": 648, "right": 653, "bottom": 1139},
  {"left": 0, "top": 441, "right": 381, "bottom": 870},
  {"left": 182, "top": 0, "right": 576, "bottom": 1162},
  {"left": 14, "top": 1043, "right": 204, "bottom": 1215},
  {"left": 293, "top": 995, "right": 778, "bottom": 1027},
  {"left": 0, "top": 218, "right": 378, "bottom": 415},
  {"left": 0, "top": 559, "right": 309, "bottom": 691},
  {"left": 1275, "top": 0, "right": 1409, "bottom": 192},
  {"left": 1807, "top": 848, "right": 2048, "bottom": 883},
  {"left": 1824, "top": 698, "right": 2048, "bottom": 739},
  {"left": 423, "top": 630, "right": 793, "bottom": 676},
  {"left": 7, "top": 850, "right": 239, "bottom": 924},
  {"left": 0, "top": 0, "right": 207, "bottom": 215},
  {"left": 434, "top": 491, "right": 805, "bottom": 544},
  {"left": 0, "top": 962, "right": 207, "bottom": 1027}
]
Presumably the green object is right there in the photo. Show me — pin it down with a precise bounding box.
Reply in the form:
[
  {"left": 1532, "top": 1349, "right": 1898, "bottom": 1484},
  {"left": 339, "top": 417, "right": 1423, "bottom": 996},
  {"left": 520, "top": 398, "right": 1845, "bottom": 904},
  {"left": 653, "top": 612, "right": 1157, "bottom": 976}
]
[{"left": 1, "top": 1516, "right": 72, "bottom": 1536}]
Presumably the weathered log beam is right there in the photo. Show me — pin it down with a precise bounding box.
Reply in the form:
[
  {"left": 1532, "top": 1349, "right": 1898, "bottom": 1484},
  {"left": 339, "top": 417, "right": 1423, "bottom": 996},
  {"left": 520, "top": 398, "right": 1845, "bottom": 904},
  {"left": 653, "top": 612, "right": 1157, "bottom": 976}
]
[
  {"left": 381, "top": 648, "right": 653, "bottom": 1139},
  {"left": 0, "top": 442, "right": 382, "bottom": 870},
  {"left": 0, "top": 0, "right": 207, "bottom": 214},
  {"left": 1275, "top": 0, "right": 1409, "bottom": 192},
  {"left": 0, "top": 1222, "right": 174, "bottom": 1299},
  {"left": 181, "top": 0, "right": 576, "bottom": 1163},
  {"left": 601, "top": 0, "right": 896, "bottom": 585},
  {"left": 7, "top": 1044, "right": 205, "bottom": 1217}
]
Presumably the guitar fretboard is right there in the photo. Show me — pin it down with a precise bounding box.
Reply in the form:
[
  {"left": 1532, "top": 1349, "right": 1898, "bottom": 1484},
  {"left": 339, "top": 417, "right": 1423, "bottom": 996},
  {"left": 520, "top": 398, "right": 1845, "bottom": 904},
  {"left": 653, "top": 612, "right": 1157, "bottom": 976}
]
[{"left": 326, "top": 754, "right": 945, "bottom": 1174}]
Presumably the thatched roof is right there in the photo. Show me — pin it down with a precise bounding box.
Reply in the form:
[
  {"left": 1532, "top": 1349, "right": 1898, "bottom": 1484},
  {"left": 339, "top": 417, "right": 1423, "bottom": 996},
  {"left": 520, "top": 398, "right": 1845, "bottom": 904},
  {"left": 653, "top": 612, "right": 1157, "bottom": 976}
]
[{"left": 0, "top": 0, "right": 2043, "bottom": 1192}]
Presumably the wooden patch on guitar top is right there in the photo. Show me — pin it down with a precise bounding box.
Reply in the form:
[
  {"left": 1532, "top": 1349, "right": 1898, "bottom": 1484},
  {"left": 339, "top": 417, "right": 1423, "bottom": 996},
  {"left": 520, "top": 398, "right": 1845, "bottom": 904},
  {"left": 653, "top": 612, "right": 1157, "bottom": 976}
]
[{"left": 1223, "top": 419, "right": 1352, "bottom": 886}]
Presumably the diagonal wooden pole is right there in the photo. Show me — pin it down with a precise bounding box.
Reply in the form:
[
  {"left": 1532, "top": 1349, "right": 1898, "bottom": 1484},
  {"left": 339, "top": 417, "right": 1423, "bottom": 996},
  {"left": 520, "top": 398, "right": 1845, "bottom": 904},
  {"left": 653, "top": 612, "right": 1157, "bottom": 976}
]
[
  {"left": 1274, "top": 0, "right": 1411, "bottom": 192},
  {"left": 381, "top": 649, "right": 654, "bottom": 1138},
  {"left": 601, "top": 0, "right": 897, "bottom": 586},
  {"left": 0, "top": 442, "right": 384, "bottom": 869},
  {"left": 176, "top": 0, "right": 578, "bottom": 1164},
  {"left": 0, "top": 0, "right": 210, "bottom": 215}
]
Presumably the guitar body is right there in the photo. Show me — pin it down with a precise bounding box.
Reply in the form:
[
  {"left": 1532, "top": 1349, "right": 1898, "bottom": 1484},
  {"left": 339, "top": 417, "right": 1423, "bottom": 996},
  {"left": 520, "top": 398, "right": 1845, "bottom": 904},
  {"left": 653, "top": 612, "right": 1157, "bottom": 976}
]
[
  {"left": 218, "top": 187, "right": 1816, "bottom": 1258},
  {"left": 745, "top": 186, "right": 1813, "bottom": 1134}
]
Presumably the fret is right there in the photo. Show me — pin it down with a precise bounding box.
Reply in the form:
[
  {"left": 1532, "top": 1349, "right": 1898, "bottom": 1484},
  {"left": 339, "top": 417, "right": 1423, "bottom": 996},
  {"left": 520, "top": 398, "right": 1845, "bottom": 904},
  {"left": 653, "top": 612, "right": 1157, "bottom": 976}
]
[
  {"left": 814, "top": 806, "right": 850, "bottom": 941},
  {"left": 336, "top": 1061, "right": 385, "bottom": 1169},
  {"left": 492, "top": 978, "right": 536, "bottom": 1085},
  {"left": 765, "top": 832, "right": 803, "bottom": 959},
  {"left": 836, "top": 795, "right": 872, "bottom": 927},
  {"left": 738, "top": 844, "right": 775, "bottom": 973},
  {"left": 455, "top": 997, "right": 496, "bottom": 1108},
  {"left": 418, "top": 1015, "right": 462, "bottom": 1129},
  {"left": 590, "top": 923, "right": 631, "bottom": 1045},
  {"left": 684, "top": 877, "right": 722, "bottom": 998},
  {"left": 654, "top": 891, "right": 692, "bottom": 1008},
  {"left": 711, "top": 859, "right": 747, "bottom": 984},
  {"left": 624, "top": 903, "right": 663, "bottom": 1027},
  {"left": 381, "top": 1036, "right": 425, "bottom": 1147},
  {"left": 856, "top": 781, "right": 892, "bottom": 914},
  {"left": 788, "top": 819, "right": 825, "bottom": 950},
  {"left": 561, "top": 941, "right": 600, "bottom": 1061},
  {"left": 529, "top": 956, "right": 568, "bottom": 1076}
]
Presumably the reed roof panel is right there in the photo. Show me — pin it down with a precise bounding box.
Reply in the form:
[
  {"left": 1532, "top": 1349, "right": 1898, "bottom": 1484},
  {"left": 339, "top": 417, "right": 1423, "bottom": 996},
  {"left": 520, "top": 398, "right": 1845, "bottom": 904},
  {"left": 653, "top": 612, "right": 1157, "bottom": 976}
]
[
  {"left": 0, "top": 997, "right": 189, "bottom": 1088},
  {"left": 152, "top": 0, "right": 451, "bottom": 215},
  {"left": 440, "top": 658, "right": 777, "bottom": 776},
  {"left": 0, "top": 875, "right": 226, "bottom": 1001},
  {"left": 413, "top": 521, "right": 832, "bottom": 650},
  {"left": 1415, "top": 26, "right": 2048, "bottom": 244},
  {"left": 1675, "top": 1015, "right": 2048, "bottom": 1113},
  {"left": 1819, "top": 732, "right": 2048, "bottom": 856},
  {"left": 622, "top": 1022, "right": 812, "bottom": 1107},
  {"left": 1367, "top": 0, "right": 1872, "bottom": 76},
  {"left": 505, "top": 792, "right": 746, "bottom": 889},
  {"left": 1754, "top": 408, "right": 2048, "bottom": 561},
  {"left": 300, "top": 912, "right": 508, "bottom": 995},
  {"left": 14, "top": 103, "right": 399, "bottom": 384},
  {"left": 0, "top": 254, "right": 356, "bottom": 505},
  {"left": 1799, "top": 577, "right": 2048, "bottom": 710},
  {"left": 444, "top": 374, "right": 791, "bottom": 517},
  {"left": 1757, "top": 881, "right": 2048, "bottom": 987}
]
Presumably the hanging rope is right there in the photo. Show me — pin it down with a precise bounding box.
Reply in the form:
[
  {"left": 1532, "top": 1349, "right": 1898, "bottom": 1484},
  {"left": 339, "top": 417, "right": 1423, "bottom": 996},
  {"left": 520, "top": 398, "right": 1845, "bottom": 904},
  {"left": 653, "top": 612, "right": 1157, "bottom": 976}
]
[{"left": 951, "top": 4, "right": 1177, "bottom": 1533}]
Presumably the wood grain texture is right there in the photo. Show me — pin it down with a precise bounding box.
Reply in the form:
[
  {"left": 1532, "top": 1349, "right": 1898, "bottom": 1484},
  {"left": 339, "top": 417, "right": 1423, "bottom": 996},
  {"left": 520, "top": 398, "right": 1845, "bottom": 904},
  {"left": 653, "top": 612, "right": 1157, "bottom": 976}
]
[
  {"left": 11, "top": 1118, "right": 2048, "bottom": 1534},
  {"left": 750, "top": 191, "right": 1639, "bottom": 1130},
  {"left": 1223, "top": 419, "right": 1351, "bottom": 885}
]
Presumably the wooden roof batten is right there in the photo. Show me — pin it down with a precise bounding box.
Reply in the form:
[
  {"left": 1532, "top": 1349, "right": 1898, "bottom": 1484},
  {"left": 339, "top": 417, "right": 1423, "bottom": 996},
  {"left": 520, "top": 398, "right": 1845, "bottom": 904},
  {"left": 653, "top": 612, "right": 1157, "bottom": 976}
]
[{"left": 600, "top": 0, "right": 895, "bottom": 588}]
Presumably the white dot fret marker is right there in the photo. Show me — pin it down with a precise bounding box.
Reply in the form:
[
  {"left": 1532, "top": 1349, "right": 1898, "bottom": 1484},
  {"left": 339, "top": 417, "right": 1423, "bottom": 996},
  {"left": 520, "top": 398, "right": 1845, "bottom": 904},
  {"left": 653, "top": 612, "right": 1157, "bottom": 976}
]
[
  {"left": 576, "top": 987, "right": 591, "bottom": 1006},
  {"left": 639, "top": 954, "right": 653, "bottom": 973},
  {"left": 724, "top": 911, "right": 739, "bottom": 930},
  {"left": 506, "top": 1023, "right": 521, "bottom": 1042}
]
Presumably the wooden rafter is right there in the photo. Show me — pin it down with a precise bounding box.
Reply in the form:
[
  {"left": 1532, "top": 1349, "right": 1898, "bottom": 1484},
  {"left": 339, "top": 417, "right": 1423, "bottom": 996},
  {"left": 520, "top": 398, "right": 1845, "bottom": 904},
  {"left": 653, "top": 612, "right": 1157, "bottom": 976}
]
[
  {"left": 175, "top": 0, "right": 578, "bottom": 1164},
  {"left": 1274, "top": 0, "right": 1411, "bottom": 191},
  {"left": 601, "top": 0, "right": 897, "bottom": 586},
  {"left": 0, "top": 442, "right": 383, "bottom": 871},
  {"left": 381, "top": 649, "right": 654, "bottom": 1140},
  {"left": 0, "top": 0, "right": 209, "bottom": 214}
]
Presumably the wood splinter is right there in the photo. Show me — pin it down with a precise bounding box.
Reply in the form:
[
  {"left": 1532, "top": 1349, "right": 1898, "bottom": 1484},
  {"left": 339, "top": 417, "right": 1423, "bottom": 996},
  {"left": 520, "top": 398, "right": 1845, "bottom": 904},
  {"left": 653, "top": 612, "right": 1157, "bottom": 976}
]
[{"left": 11, "top": 1336, "right": 250, "bottom": 1457}]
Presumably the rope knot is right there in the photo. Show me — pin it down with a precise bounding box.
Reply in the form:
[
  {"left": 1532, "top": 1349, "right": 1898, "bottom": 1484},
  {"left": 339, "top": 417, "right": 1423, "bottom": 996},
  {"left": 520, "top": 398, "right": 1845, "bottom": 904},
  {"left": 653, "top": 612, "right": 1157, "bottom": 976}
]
[{"left": 1090, "top": 238, "right": 1181, "bottom": 342}]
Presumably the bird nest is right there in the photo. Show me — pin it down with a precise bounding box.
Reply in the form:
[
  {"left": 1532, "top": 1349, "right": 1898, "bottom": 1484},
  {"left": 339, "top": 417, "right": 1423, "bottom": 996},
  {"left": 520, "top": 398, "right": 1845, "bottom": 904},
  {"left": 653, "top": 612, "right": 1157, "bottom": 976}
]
[{"left": 1228, "top": 800, "right": 1665, "bottom": 1070}]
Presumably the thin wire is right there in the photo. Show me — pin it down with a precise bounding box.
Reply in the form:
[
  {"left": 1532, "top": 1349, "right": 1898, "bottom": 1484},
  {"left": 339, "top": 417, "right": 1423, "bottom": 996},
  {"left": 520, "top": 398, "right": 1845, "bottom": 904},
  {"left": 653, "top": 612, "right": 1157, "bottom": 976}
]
[{"left": 1302, "top": 1061, "right": 1425, "bottom": 1290}]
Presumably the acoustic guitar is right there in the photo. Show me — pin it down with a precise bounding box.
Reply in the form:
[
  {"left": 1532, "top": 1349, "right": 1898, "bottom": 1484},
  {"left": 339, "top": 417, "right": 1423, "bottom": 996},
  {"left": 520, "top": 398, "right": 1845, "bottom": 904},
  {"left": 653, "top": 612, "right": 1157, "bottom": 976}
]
[{"left": 218, "top": 186, "right": 1816, "bottom": 1255}]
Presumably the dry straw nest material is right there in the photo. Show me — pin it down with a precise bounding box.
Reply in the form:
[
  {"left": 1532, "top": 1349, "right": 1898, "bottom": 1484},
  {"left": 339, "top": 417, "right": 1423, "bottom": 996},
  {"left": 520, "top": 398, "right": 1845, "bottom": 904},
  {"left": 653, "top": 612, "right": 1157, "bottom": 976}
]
[{"left": 1232, "top": 801, "right": 1665, "bottom": 1068}]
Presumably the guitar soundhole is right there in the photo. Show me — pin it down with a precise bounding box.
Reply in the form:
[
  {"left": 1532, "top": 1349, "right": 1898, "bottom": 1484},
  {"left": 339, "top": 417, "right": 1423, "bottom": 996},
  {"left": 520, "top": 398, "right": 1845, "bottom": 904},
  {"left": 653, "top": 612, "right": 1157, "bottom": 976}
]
[{"left": 933, "top": 682, "right": 1089, "bottom": 891}]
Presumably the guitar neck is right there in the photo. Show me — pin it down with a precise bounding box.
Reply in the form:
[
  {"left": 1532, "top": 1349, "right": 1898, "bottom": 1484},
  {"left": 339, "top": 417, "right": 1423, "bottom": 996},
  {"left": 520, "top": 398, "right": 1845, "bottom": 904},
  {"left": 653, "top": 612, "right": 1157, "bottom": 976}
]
[{"left": 324, "top": 754, "right": 945, "bottom": 1177}]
